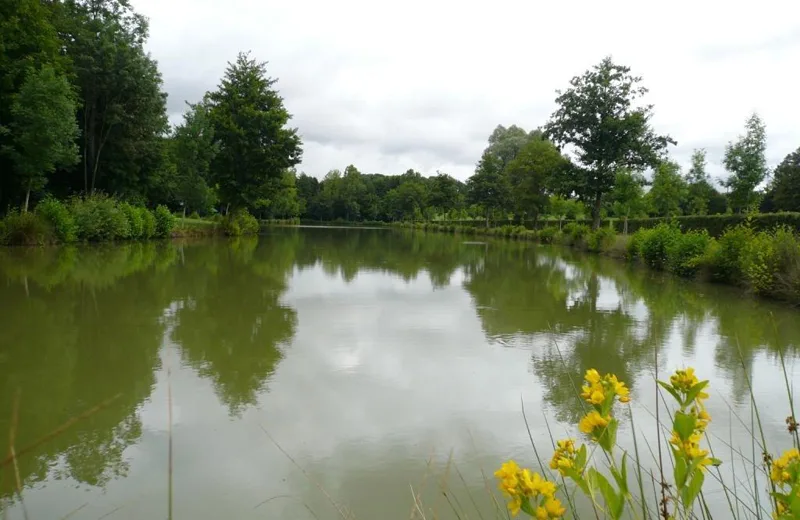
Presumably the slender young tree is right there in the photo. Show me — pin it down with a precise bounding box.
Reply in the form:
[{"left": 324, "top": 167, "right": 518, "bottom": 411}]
[
  {"left": 4, "top": 65, "right": 79, "bottom": 212},
  {"left": 723, "top": 113, "right": 768, "bottom": 213}
]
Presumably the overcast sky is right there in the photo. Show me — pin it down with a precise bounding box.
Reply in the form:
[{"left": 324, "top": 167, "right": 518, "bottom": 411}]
[{"left": 132, "top": 0, "right": 800, "bottom": 182}]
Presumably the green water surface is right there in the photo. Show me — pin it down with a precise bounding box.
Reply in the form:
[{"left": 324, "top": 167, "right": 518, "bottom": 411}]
[{"left": 1, "top": 227, "right": 798, "bottom": 519}]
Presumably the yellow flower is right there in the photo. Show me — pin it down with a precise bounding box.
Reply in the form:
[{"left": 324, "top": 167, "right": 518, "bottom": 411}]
[
  {"left": 544, "top": 496, "right": 566, "bottom": 518},
  {"left": 585, "top": 368, "right": 601, "bottom": 384},
  {"left": 550, "top": 439, "right": 579, "bottom": 475},
  {"left": 579, "top": 411, "right": 610, "bottom": 435},
  {"left": 770, "top": 448, "right": 799, "bottom": 485},
  {"left": 590, "top": 390, "right": 605, "bottom": 404},
  {"left": 495, "top": 460, "right": 521, "bottom": 496},
  {"left": 535, "top": 506, "right": 548, "bottom": 520}
]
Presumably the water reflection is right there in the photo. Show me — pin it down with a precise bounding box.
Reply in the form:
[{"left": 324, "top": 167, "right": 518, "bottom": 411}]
[{"left": 0, "top": 228, "right": 798, "bottom": 518}]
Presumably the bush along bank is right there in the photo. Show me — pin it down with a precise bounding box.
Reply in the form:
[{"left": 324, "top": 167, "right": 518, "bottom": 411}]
[
  {"left": 0, "top": 197, "right": 269, "bottom": 245},
  {"left": 428, "top": 211, "right": 800, "bottom": 237},
  {"left": 395, "top": 219, "right": 800, "bottom": 304}
]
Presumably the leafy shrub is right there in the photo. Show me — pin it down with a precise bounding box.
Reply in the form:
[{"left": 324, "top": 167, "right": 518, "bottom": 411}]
[
  {"left": 586, "top": 227, "right": 616, "bottom": 252},
  {"left": 154, "top": 205, "right": 175, "bottom": 238},
  {"left": 141, "top": 209, "right": 156, "bottom": 239},
  {"left": 563, "top": 222, "right": 591, "bottom": 245},
  {"left": 0, "top": 211, "right": 53, "bottom": 245},
  {"left": 666, "top": 230, "right": 712, "bottom": 277},
  {"left": 222, "top": 209, "right": 259, "bottom": 236},
  {"left": 70, "top": 194, "right": 130, "bottom": 241},
  {"left": 640, "top": 223, "right": 681, "bottom": 270},
  {"left": 626, "top": 228, "right": 652, "bottom": 260},
  {"left": 189, "top": 211, "right": 201, "bottom": 220},
  {"left": 708, "top": 224, "right": 754, "bottom": 284},
  {"left": 36, "top": 197, "right": 76, "bottom": 242},
  {"left": 538, "top": 226, "right": 559, "bottom": 244},
  {"left": 120, "top": 202, "right": 144, "bottom": 239},
  {"left": 770, "top": 227, "right": 800, "bottom": 302}
]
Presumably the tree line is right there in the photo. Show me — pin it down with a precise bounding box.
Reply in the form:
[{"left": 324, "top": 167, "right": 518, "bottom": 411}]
[
  {"left": 297, "top": 58, "right": 799, "bottom": 230},
  {"left": 1, "top": 0, "right": 301, "bottom": 216},
  {"left": 3, "top": 1, "right": 799, "bottom": 228}
]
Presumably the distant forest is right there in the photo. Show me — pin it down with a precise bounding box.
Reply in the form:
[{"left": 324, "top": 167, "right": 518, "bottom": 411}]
[{"left": 2, "top": 1, "right": 799, "bottom": 227}]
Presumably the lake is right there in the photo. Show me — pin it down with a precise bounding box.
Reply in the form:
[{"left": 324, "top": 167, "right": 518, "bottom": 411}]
[{"left": 1, "top": 227, "right": 798, "bottom": 519}]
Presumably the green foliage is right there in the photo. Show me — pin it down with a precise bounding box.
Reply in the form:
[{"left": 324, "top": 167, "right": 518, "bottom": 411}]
[
  {"left": 208, "top": 52, "right": 302, "bottom": 210},
  {"left": 666, "top": 230, "right": 712, "bottom": 277},
  {"left": 771, "top": 147, "right": 800, "bottom": 212},
  {"left": 35, "top": 197, "right": 76, "bottom": 242},
  {"left": 69, "top": 194, "right": 130, "bottom": 241},
  {"left": 610, "top": 170, "right": 647, "bottom": 229},
  {"left": 153, "top": 205, "right": 175, "bottom": 238},
  {"left": 120, "top": 202, "right": 144, "bottom": 239},
  {"left": 506, "top": 135, "right": 568, "bottom": 222},
  {"left": 562, "top": 222, "right": 591, "bottom": 245},
  {"left": 538, "top": 226, "right": 559, "bottom": 244},
  {"left": 0, "top": 211, "right": 53, "bottom": 245},
  {"left": 222, "top": 209, "right": 260, "bottom": 236},
  {"left": 627, "top": 228, "right": 651, "bottom": 260},
  {"left": 141, "top": 208, "right": 156, "bottom": 239},
  {"left": 467, "top": 149, "right": 511, "bottom": 223},
  {"left": 723, "top": 113, "right": 768, "bottom": 213},
  {"left": 587, "top": 227, "right": 617, "bottom": 252},
  {"left": 708, "top": 224, "right": 753, "bottom": 283},
  {"left": 648, "top": 160, "right": 687, "bottom": 217},
  {"left": 544, "top": 57, "right": 674, "bottom": 227},
  {"left": 4, "top": 64, "right": 79, "bottom": 211},
  {"left": 639, "top": 223, "right": 681, "bottom": 270}
]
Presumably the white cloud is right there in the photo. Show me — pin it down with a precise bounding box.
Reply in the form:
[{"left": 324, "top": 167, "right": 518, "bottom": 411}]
[{"left": 134, "top": 0, "right": 800, "bottom": 181}]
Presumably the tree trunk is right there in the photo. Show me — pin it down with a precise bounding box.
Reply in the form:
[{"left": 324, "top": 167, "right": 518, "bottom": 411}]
[
  {"left": 592, "top": 192, "right": 602, "bottom": 230},
  {"left": 485, "top": 211, "right": 490, "bottom": 229},
  {"left": 23, "top": 178, "right": 32, "bottom": 213},
  {"left": 623, "top": 215, "right": 629, "bottom": 235}
]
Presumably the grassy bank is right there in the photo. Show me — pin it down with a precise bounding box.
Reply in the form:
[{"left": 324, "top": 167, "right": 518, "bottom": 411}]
[
  {"left": 0, "top": 197, "right": 265, "bottom": 245},
  {"left": 394, "top": 220, "right": 800, "bottom": 305}
]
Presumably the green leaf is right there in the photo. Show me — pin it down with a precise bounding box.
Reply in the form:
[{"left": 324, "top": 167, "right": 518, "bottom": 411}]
[
  {"left": 566, "top": 467, "right": 590, "bottom": 496},
  {"left": 709, "top": 458, "right": 722, "bottom": 467},
  {"left": 575, "top": 443, "right": 587, "bottom": 471},
  {"left": 598, "top": 418, "right": 619, "bottom": 453},
  {"left": 588, "top": 468, "right": 623, "bottom": 519},
  {"left": 673, "top": 411, "right": 696, "bottom": 441},
  {"left": 657, "top": 380, "right": 683, "bottom": 405},
  {"left": 674, "top": 455, "right": 688, "bottom": 489},
  {"left": 684, "top": 380, "right": 709, "bottom": 404},
  {"left": 519, "top": 496, "right": 534, "bottom": 516},
  {"left": 681, "top": 469, "right": 705, "bottom": 510}
]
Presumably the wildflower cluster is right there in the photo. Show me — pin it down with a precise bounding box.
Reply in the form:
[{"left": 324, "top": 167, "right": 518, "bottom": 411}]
[
  {"left": 494, "top": 460, "right": 565, "bottom": 518},
  {"left": 659, "top": 367, "right": 719, "bottom": 514},
  {"left": 549, "top": 439, "right": 582, "bottom": 476},
  {"left": 577, "top": 369, "right": 629, "bottom": 451},
  {"left": 770, "top": 448, "right": 800, "bottom": 519}
]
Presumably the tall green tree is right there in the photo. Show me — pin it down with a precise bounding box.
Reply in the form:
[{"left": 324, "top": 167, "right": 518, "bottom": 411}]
[
  {"left": 3, "top": 65, "right": 79, "bottom": 212},
  {"left": 170, "top": 100, "right": 219, "bottom": 214},
  {"left": 648, "top": 160, "right": 687, "bottom": 217},
  {"left": 610, "top": 170, "right": 646, "bottom": 233},
  {"left": 57, "top": 0, "right": 168, "bottom": 197},
  {"left": 427, "top": 172, "right": 462, "bottom": 215},
  {"left": 545, "top": 57, "right": 674, "bottom": 228},
  {"left": 484, "top": 125, "right": 539, "bottom": 170},
  {"left": 208, "top": 52, "right": 302, "bottom": 210},
  {"left": 684, "top": 148, "right": 714, "bottom": 215},
  {"left": 723, "top": 113, "right": 768, "bottom": 213},
  {"left": 771, "top": 147, "right": 800, "bottom": 212},
  {"left": 505, "top": 136, "right": 568, "bottom": 223},
  {"left": 0, "top": 0, "right": 69, "bottom": 208},
  {"left": 467, "top": 150, "right": 511, "bottom": 226}
]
